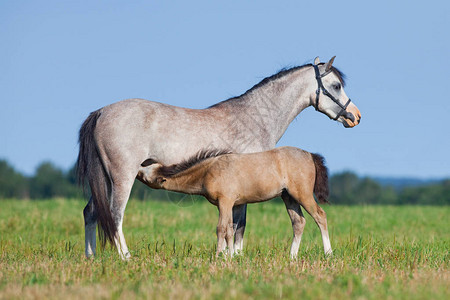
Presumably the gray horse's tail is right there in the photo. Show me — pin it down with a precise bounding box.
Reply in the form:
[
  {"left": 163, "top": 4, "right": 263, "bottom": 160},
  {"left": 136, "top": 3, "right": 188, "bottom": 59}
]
[
  {"left": 311, "top": 153, "right": 330, "bottom": 204},
  {"left": 77, "top": 109, "right": 117, "bottom": 248}
]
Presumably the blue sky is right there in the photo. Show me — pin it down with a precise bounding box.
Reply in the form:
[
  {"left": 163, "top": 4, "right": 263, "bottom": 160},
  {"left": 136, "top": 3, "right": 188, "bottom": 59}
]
[{"left": 1, "top": 1, "right": 449, "bottom": 178}]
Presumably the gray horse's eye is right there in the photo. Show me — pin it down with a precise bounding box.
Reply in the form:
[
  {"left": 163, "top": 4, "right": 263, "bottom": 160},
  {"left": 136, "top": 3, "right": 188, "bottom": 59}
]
[{"left": 333, "top": 83, "right": 341, "bottom": 91}]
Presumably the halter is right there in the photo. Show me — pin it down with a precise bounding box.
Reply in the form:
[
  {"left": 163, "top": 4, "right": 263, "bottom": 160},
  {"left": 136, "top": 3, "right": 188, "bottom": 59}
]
[{"left": 313, "top": 64, "right": 352, "bottom": 121}]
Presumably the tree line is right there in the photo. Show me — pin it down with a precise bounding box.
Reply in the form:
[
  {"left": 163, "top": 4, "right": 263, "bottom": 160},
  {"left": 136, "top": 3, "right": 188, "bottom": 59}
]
[{"left": 0, "top": 159, "right": 448, "bottom": 205}]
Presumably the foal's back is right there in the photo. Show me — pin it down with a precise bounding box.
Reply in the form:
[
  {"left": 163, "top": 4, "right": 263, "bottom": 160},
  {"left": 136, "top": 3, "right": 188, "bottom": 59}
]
[{"left": 204, "top": 146, "right": 315, "bottom": 204}]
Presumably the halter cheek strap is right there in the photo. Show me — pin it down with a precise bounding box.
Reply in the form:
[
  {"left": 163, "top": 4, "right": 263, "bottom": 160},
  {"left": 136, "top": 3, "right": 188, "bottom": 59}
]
[{"left": 313, "top": 64, "right": 352, "bottom": 121}]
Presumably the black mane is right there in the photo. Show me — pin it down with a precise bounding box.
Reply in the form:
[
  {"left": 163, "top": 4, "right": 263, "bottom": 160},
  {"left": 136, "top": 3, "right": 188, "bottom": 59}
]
[
  {"left": 209, "top": 63, "right": 346, "bottom": 108},
  {"left": 158, "top": 149, "right": 232, "bottom": 177}
]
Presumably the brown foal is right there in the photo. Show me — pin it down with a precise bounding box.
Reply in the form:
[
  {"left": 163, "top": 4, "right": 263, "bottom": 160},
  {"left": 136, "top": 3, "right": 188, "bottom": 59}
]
[{"left": 139, "top": 146, "right": 332, "bottom": 258}]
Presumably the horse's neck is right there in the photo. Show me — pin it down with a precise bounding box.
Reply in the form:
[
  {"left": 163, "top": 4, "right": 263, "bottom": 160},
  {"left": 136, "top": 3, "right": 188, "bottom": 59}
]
[
  {"left": 211, "top": 67, "right": 314, "bottom": 148},
  {"left": 162, "top": 162, "right": 211, "bottom": 195}
]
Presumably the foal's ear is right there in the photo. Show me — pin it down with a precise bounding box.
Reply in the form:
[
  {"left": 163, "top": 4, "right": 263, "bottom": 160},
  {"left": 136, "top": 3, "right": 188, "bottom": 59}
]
[
  {"left": 325, "top": 56, "right": 336, "bottom": 71},
  {"left": 314, "top": 56, "right": 320, "bottom": 65}
]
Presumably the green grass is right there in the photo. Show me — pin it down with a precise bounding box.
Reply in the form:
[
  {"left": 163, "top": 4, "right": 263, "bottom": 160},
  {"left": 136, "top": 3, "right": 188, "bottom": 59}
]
[{"left": 0, "top": 198, "right": 448, "bottom": 299}]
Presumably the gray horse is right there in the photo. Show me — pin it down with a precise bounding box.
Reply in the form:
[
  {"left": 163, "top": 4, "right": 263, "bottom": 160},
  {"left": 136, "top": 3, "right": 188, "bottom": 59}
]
[{"left": 77, "top": 56, "right": 361, "bottom": 259}]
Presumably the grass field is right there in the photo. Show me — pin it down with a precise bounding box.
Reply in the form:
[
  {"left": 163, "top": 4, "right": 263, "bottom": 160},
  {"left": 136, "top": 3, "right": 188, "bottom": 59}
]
[{"left": 0, "top": 198, "right": 448, "bottom": 299}]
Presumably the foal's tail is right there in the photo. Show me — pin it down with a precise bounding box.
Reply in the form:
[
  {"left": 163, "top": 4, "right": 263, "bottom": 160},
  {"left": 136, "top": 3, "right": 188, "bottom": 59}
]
[
  {"left": 311, "top": 153, "right": 330, "bottom": 204},
  {"left": 77, "top": 109, "right": 117, "bottom": 248}
]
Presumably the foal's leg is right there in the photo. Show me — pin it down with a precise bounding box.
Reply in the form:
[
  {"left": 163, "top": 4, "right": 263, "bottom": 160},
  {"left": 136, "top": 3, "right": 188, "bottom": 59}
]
[
  {"left": 217, "top": 201, "right": 234, "bottom": 257},
  {"left": 299, "top": 196, "right": 332, "bottom": 255},
  {"left": 281, "top": 192, "right": 306, "bottom": 259},
  {"left": 232, "top": 204, "right": 247, "bottom": 254},
  {"left": 83, "top": 196, "right": 97, "bottom": 258}
]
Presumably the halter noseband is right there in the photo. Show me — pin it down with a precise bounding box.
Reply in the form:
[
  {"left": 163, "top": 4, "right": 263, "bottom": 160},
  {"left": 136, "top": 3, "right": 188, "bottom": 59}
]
[{"left": 313, "top": 64, "right": 351, "bottom": 121}]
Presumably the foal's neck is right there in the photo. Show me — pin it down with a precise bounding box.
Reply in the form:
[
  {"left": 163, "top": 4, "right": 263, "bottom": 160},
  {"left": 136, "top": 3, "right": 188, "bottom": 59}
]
[{"left": 161, "top": 161, "right": 213, "bottom": 195}]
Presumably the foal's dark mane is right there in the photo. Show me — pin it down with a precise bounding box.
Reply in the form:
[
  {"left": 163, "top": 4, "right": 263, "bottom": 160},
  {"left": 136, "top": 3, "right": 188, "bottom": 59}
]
[
  {"left": 158, "top": 149, "right": 232, "bottom": 178},
  {"left": 209, "top": 63, "right": 346, "bottom": 108}
]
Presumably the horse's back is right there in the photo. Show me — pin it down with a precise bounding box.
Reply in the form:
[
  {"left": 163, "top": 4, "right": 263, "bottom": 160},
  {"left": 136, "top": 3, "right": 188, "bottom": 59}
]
[{"left": 99, "top": 98, "right": 195, "bottom": 124}]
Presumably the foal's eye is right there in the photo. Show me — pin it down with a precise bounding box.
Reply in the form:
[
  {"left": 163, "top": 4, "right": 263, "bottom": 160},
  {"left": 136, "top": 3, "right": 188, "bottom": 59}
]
[{"left": 333, "top": 83, "right": 341, "bottom": 91}]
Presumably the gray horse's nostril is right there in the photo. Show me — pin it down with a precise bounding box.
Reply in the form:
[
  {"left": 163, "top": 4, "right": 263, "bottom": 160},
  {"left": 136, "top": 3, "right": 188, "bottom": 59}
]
[{"left": 343, "top": 111, "right": 355, "bottom": 122}]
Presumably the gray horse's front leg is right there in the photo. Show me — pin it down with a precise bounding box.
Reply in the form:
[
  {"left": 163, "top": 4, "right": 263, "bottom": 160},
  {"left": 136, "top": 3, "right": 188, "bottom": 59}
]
[{"left": 232, "top": 204, "right": 247, "bottom": 254}]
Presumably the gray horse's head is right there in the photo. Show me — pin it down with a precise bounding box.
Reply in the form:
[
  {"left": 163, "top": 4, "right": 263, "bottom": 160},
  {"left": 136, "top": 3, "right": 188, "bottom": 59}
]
[{"left": 311, "top": 56, "right": 361, "bottom": 128}]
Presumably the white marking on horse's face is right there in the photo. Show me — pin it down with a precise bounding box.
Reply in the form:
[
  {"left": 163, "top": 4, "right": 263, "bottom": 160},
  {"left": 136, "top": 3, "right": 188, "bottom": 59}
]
[{"left": 318, "top": 72, "right": 361, "bottom": 128}]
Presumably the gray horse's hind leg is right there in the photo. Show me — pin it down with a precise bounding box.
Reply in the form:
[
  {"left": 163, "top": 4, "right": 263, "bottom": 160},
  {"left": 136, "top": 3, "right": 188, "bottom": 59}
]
[
  {"left": 232, "top": 204, "right": 247, "bottom": 254},
  {"left": 110, "top": 175, "right": 135, "bottom": 260},
  {"left": 83, "top": 197, "right": 97, "bottom": 258},
  {"left": 281, "top": 191, "right": 306, "bottom": 259}
]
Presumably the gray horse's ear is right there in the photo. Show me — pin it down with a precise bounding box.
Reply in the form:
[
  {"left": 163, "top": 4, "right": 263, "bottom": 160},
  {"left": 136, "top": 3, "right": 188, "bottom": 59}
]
[
  {"left": 314, "top": 56, "right": 320, "bottom": 65},
  {"left": 325, "top": 56, "right": 336, "bottom": 71}
]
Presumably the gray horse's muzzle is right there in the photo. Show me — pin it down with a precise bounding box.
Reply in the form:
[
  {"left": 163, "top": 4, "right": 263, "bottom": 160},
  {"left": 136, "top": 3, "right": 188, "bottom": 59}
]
[{"left": 342, "top": 111, "right": 361, "bottom": 128}]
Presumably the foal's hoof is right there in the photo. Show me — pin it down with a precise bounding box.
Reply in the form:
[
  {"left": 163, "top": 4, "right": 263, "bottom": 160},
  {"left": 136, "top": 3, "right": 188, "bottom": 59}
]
[
  {"left": 289, "top": 254, "right": 298, "bottom": 261},
  {"left": 216, "top": 250, "right": 234, "bottom": 260},
  {"left": 120, "top": 252, "right": 132, "bottom": 261}
]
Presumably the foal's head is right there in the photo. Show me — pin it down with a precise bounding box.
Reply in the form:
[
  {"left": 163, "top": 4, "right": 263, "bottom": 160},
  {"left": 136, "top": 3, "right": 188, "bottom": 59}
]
[
  {"left": 311, "top": 56, "right": 361, "bottom": 128},
  {"left": 139, "top": 163, "right": 166, "bottom": 187}
]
